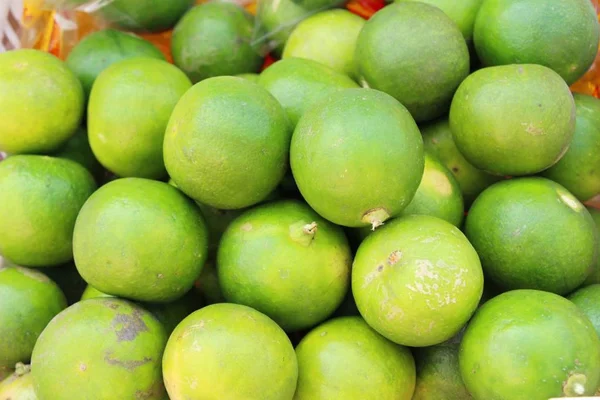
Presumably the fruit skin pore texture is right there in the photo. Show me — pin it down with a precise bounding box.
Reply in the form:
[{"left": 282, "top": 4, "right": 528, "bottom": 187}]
[
  {"left": 162, "top": 303, "right": 298, "bottom": 400},
  {"left": 164, "top": 76, "right": 292, "bottom": 210},
  {"left": 352, "top": 215, "right": 484, "bottom": 347},
  {"left": 354, "top": 2, "right": 470, "bottom": 122},
  {"left": 290, "top": 87, "right": 424, "bottom": 228},
  {"left": 450, "top": 64, "right": 576, "bottom": 176},
  {"left": 465, "top": 177, "right": 597, "bottom": 295},
  {"left": 459, "top": 289, "right": 600, "bottom": 400},
  {"left": 294, "top": 316, "right": 416, "bottom": 400}
]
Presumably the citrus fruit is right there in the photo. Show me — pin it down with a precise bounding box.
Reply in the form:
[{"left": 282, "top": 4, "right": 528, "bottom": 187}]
[
  {"left": 96, "top": 0, "right": 194, "bottom": 32},
  {"left": 43, "top": 262, "right": 88, "bottom": 305},
  {"left": 73, "top": 178, "right": 209, "bottom": 302},
  {"left": 81, "top": 285, "right": 202, "bottom": 335},
  {"left": 258, "top": 57, "right": 359, "bottom": 126},
  {"left": 413, "top": 339, "right": 471, "bottom": 400},
  {"left": 217, "top": 200, "right": 352, "bottom": 331},
  {"left": 0, "top": 49, "right": 83, "bottom": 154},
  {"left": 352, "top": 215, "right": 484, "bottom": 347},
  {"left": 542, "top": 93, "right": 600, "bottom": 201},
  {"left": 51, "top": 127, "right": 103, "bottom": 180},
  {"left": 354, "top": 2, "right": 469, "bottom": 122},
  {"left": 0, "top": 266, "right": 67, "bottom": 380},
  {"left": 65, "top": 29, "right": 165, "bottom": 99},
  {"left": 459, "top": 289, "right": 600, "bottom": 399},
  {"left": 400, "top": 153, "right": 464, "bottom": 227},
  {"left": 162, "top": 303, "right": 298, "bottom": 400},
  {"left": 294, "top": 316, "right": 416, "bottom": 399},
  {"left": 394, "top": 0, "right": 482, "bottom": 46},
  {"left": 88, "top": 57, "right": 191, "bottom": 179},
  {"left": 450, "top": 64, "right": 576, "bottom": 176},
  {"left": 585, "top": 206, "right": 600, "bottom": 285},
  {"left": 164, "top": 76, "right": 291, "bottom": 210},
  {"left": 255, "top": 0, "right": 308, "bottom": 56},
  {"left": 465, "top": 177, "right": 597, "bottom": 295},
  {"left": 282, "top": 10, "right": 365, "bottom": 79},
  {"left": 569, "top": 284, "right": 600, "bottom": 337},
  {"left": 473, "top": 0, "right": 600, "bottom": 85},
  {"left": 236, "top": 72, "right": 260, "bottom": 82},
  {"left": 0, "top": 155, "right": 96, "bottom": 267},
  {"left": 0, "top": 364, "right": 36, "bottom": 400},
  {"left": 290, "top": 88, "right": 424, "bottom": 228},
  {"left": 171, "top": 2, "right": 263, "bottom": 82},
  {"left": 421, "top": 118, "right": 501, "bottom": 205},
  {"left": 31, "top": 298, "right": 167, "bottom": 400}
]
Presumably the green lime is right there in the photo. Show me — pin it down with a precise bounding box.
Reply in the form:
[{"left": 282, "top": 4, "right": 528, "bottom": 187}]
[
  {"left": 96, "top": 0, "right": 194, "bottom": 32},
  {"left": 352, "top": 215, "right": 484, "bottom": 347},
  {"left": 0, "top": 49, "right": 83, "bottom": 154},
  {"left": 0, "top": 364, "right": 36, "bottom": 400},
  {"left": 290, "top": 88, "right": 424, "bottom": 228},
  {"left": 569, "top": 284, "right": 600, "bottom": 337},
  {"left": 282, "top": 10, "right": 365, "bottom": 79},
  {"left": 421, "top": 118, "right": 501, "bottom": 205},
  {"left": 31, "top": 298, "right": 167, "bottom": 400},
  {"left": 163, "top": 303, "right": 298, "bottom": 400},
  {"left": 295, "top": 316, "right": 416, "bottom": 399},
  {"left": 88, "top": 57, "right": 191, "bottom": 179},
  {"left": 473, "top": 0, "right": 600, "bottom": 84},
  {"left": 164, "top": 76, "right": 291, "bottom": 210},
  {"left": 450, "top": 64, "right": 576, "bottom": 176},
  {"left": 0, "top": 155, "right": 96, "bottom": 267},
  {"left": 65, "top": 29, "right": 165, "bottom": 99},
  {"left": 171, "top": 2, "right": 263, "bottom": 82},
  {"left": 400, "top": 153, "right": 464, "bottom": 227},
  {"left": 258, "top": 57, "right": 359, "bottom": 126},
  {"left": 0, "top": 267, "right": 66, "bottom": 379},
  {"left": 542, "top": 93, "right": 600, "bottom": 201},
  {"left": 465, "top": 177, "right": 597, "bottom": 295},
  {"left": 217, "top": 200, "right": 352, "bottom": 331},
  {"left": 73, "top": 178, "right": 209, "bottom": 302},
  {"left": 355, "top": 2, "right": 469, "bottom": 122},
  {"left": 460, "top": 289, "right": 600, "bottom": 399}
]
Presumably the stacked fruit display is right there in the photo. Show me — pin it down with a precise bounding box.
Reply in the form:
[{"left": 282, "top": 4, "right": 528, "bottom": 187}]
[{"left": 1, "top": 0, "right": 600, "bottom": 399}]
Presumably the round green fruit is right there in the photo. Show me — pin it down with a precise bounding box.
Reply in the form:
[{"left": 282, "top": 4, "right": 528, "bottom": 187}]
[
  {"left": 65, "top": 29, "right": 165, "bottom": 99},
  {"left": 473, "top": 0, "right": 600, "bottom": 85},
  {"left": 352, "top": 215, "right": 484, "bottom": 347},
  {"left": 355, "top": 2, "right": 469, "bottom": 122},
  {"left": 163, "top": 303, "right": 298, "bottom": 400},
  {"left": 282, "top": 9, "right": 365, "bottom": 79},
  {"left": 52, "top": 127, "right": 103, "bottom": 180},
  {"left": 164, "top": 76, "right": 291, "bottom": 210},
  {"left": 294, "top": 316, "right": 416, "bottom": 400},
  {"left": 450, "top": 64, "right": 576, "bottom": 176},
  {"left": 255, "top": 0, "right": 308, "bottom": 56},
  {"left": 400, "top": 153, "right": 464, "bottom": 227},
  {"left": 171, "top": 2, "right": 262, "bottom": 82},
  {"left": 542, "top": 93, "right": 600, "bottom": 201},
  {"left": 0, "top": 267, "right": 67, "bottom": 379},
  {"left": 0, "top": 49, "right": 83, "bottom": 154},
  {"left": 73, "top": 178, "right": 209, "bottom": 302},
  {"left": 88, "top": 57, "right": 191, "bottom": 179},
  {"left": 568, "top": 284, "right": 600, "bottom": 337},
  {"left": 395, "top": 0, "right": 483, "bottom": 44},
  {"left": 460, "top": 289, "right": 600, "bottom": 399},
  {"left": 217, "top": 200, "right": 352, "bottom": 331},
  {"left": 585, "top": 206, "right": 600, "bottom": 285},
  {"left": 81, "top": 285, "right": 114, "bottom": 301},
  {"left": 0, "top": 364, "right": 36, "bottom": 400},
  {"left": 421, "top": 118, "right": 501, "bottom": 205},
  {"left": 97, "top": 0, "right": 194, "bottom": 32},
  {"left": 31, "top": 298, "right": 167, "bottom": 400},
  {"left": 413, "top": 340, "right": 471, "bottom": 400},
  {"left": 258, "top": 57, "right": 358, "bottom": 126},
  {"left": 290, "top": 88, "right": 424, "bottom": 228},
  {"left": 0, "top": 155, "right": 96, "bottom": 267},
  {"left": 465, "top": 177, "right": 597, "bottom": 295}
]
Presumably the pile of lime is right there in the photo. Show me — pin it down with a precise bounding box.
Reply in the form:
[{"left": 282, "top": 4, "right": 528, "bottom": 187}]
[{"left": 1, "top": 0, "right": 600, "bottom": 399}]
